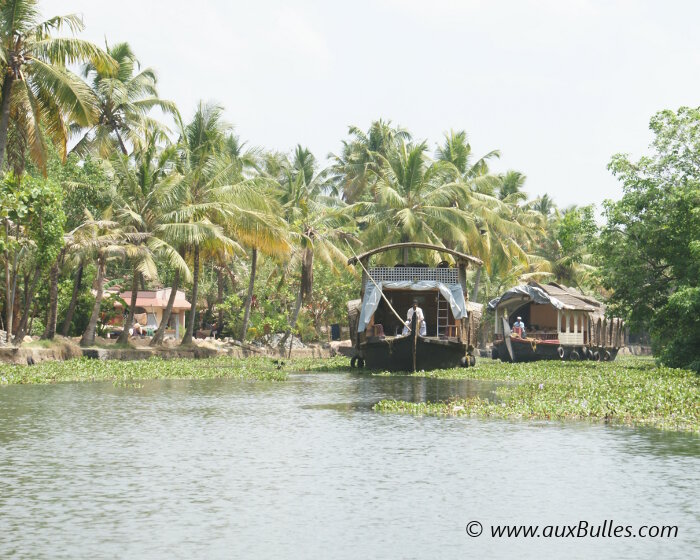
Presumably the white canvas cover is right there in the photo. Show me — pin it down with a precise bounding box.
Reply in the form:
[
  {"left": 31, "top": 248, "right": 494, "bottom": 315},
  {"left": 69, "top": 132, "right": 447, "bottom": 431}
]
[{"left": 357, "top": 281, "right": 467, "bottom": 333}]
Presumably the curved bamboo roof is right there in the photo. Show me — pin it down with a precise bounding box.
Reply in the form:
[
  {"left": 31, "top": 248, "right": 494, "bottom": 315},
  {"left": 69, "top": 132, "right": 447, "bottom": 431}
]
[{"left": 347, "top": 242, "right": 483, "bottom": 267}]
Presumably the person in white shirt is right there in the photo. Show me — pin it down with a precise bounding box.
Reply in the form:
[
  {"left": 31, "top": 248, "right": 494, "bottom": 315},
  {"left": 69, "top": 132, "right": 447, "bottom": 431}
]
[
  {"left": 402, "top": 300, "right": 427, "bottom": 336},
  {"left": 512, "top": 316, "right": 526, "bottom": 338}
]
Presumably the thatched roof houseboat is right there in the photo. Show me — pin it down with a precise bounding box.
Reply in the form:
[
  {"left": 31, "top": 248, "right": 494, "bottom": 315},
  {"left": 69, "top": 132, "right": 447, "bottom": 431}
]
[
  {"left": 346, "top": 243, "right": 483, "bottom": 371},
  {"left": 488, "top": 281, "right": 625, "bottom": 362}
]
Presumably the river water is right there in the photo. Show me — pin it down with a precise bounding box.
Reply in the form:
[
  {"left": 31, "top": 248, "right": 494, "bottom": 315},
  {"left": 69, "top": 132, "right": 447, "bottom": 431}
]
[{"left": 0, "top": 373, "right": 698, "bottom": 559}]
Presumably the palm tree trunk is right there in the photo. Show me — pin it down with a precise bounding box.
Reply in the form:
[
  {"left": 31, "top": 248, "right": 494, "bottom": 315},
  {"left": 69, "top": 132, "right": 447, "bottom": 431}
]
[
  {"left": 4, "top": 220, "right": 20, "bottom": 337},
  {"left": 240, "top": 247, "right": 257, "bottom": 341},
  {"left": 4, "top": 223, "right": 12, "bottom": 337},
  {"left": 280, "top": 281, "right": 304, "bottom": 350},
  {"left": 61, "top": 262, "right": 83, "bottom": 336},
  {"left": 117, "top": 267, "right": 140, "bottom": 344},
  {"left": 150, "top": 268, "right": 180, "bottom": 346},
  {"left": 0, "top": 72, "right": 16, "bottom": 171},
  {"left": 13, "top": 265, "right": 41, "bottom": 344},
  {"left": 280, "top": 285, "right": 303, "bottom": 351},
  {"left": 471, "top": 267, "right": 482, "bottom": 303},
  {"left": 80, "top": 256, "right": 105, "bottom": 347},
  {"left": 181, "top": 245, "right": 200, "bottom": 345},
  {"left": 114, "top": 128, "right": 128, "bottom": 155},
  {"left": 280, "top": 249, "right": 312, "bottom": 348},
  {"left": 41, "top": 261, "right": 60, "bottom": 340},
  {"left": 216, "top": 268, "right": 224, "bottom": 335}
]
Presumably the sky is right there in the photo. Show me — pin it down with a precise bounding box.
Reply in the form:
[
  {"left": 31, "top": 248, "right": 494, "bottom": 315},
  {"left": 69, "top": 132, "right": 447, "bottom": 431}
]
[{"left": 44, "top": 0, "right": 700, "bottom": 208}]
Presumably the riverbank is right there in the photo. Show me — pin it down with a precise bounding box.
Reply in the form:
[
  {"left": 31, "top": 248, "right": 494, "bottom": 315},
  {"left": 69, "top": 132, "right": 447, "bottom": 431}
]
[
  {"left": 0, "top": 356, "right": 321, "bottom": 384},
  {"left": 0, "top": 335, "right": 345, "bottom": 365},
  {"left": 374, "top": 357, "right": 700, "bottom": 433}
]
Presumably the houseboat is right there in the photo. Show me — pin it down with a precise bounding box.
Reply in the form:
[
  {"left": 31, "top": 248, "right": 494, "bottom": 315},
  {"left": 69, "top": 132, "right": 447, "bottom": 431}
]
[
  {"left": 346, "top": 243, "right": 483, "bottom": 372},
  {"left": 488, "top": 282, "right": 625, "bottom": 362}
]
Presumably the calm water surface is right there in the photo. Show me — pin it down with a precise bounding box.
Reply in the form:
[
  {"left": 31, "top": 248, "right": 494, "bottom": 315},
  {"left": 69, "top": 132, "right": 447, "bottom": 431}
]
[{"left": 0, "top": 372, "right": 698, "bottom": 559}]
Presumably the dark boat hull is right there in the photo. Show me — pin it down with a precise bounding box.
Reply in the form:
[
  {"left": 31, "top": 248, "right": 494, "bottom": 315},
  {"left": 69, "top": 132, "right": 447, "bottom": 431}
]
[
  {"left": 360, "top": 335, "right": 469, "bottom": 371},
  {"left": 494, "top": 337, "right": 620, "bottom": 363}
]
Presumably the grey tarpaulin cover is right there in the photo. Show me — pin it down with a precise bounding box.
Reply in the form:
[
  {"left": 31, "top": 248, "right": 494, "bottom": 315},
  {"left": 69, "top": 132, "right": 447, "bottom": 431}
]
[
  {"left": 487, "top": 284, "right": 565, "bottom": 311},
  {"left": 358, "top": 281, "right": 467, "bottom": 333}
]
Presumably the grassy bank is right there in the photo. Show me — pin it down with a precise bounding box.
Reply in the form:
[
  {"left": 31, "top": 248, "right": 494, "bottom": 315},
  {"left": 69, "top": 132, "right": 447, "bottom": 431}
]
[{"left": 374, "top": 357, "right": 700, "bottom": 433}]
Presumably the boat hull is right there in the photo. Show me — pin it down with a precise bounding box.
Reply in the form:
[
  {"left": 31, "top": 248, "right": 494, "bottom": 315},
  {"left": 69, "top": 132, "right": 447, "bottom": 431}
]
[
  {"left": 360, "top": 335, "right": 469, "bottom": 371},
  {"left": 494, "top": 337, "right": 620, "bottom": 363}
]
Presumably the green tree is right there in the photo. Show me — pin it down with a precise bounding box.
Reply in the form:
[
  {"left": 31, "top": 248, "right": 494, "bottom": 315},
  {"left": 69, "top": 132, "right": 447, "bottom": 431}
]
[
  {"left": 330, "top": 119, "right": 411, "bottom": 202},
  {"left": 349, "top": 139, "right": 480, "bottom": 265},
  {"left": 497, "top": 170, "right": 528, "bottom": 202},
  {"left": 167, "top": 102, "right": 281, "bottom": 345},
  {"left": 435, "top": 129, "right": 501, "bottom": 195},
  {"left": 3, "top": 173, "right": 65, "bottom": 343},
  {"left": 599, "top": 106, "right": 700, "bottom": 370},
  {"left": 538, "top": 205, "right": 598, "bottom": 289},
  {"left": 276, "top": 146, "right": 353, "bottom": 345},
  {"left": 74, "top": 41, "right": 179, "bottom": 157},
  {"left": 75, "top": 209, "right": 129, "bottom": 347},
  {"left": 110, "top": 125, "right": 190, "bottom": 344},
  {"left": 0, "top": 0, "right": 112, "bottom": 171}
]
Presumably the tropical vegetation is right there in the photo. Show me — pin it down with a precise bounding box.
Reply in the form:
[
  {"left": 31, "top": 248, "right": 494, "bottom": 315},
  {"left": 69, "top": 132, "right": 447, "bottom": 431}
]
[{"left": 0, "top": 0, "right": 696, "bottom": 373}]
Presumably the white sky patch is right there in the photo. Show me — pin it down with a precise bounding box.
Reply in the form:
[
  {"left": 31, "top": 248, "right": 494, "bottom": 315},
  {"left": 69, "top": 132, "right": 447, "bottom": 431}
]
[
  {"left": 41, "top": 0, "right": 700, "bottom": 209},
  {"left": 267, "top": 7, "right": 332, "bottom": 66}
]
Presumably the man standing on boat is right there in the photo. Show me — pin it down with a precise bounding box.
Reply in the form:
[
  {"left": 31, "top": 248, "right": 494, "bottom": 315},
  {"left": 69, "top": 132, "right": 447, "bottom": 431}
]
[
  {"left": 403, "top": 300, "right": 427, "bottom": 336},
  {"left": 513, "top": 316, "right": 527, "bottom": 338}
]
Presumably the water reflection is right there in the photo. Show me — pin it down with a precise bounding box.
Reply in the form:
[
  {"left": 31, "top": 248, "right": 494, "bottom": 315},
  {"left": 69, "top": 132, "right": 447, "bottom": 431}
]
[{"left": 301, "top": 373, "right": 502, "bottom": 411}]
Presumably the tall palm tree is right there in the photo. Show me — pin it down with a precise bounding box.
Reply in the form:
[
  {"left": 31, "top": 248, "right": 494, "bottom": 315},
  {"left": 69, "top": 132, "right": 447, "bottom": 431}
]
[
  {"left": 73, "top": 41, "right": 179, "bottom": 157},
  {"left": 435, "top": 129, "right": 501, "bottom": 195},
  {"left": 349, "top": 140, "right": 477, "bottom": 265},
  {"left": 276, "top": 146, "right": 354, "bottom": 345},
  {"left": 532, "top": 193, "right": 556, "bottom": 218},
  {"left": 0, "top": 0, "right": 113, "bottom": 171},
  {"left": 110, "top": 125, "right": 190, "bottom": 344},
  {"left": 330, "top": 119, "right": 411, "bottom": 202},
  {"left": 497, "top": 170, "right": 528, "bottom": 202},
  {"left": 166, "top": 102, "right": 283, "bottom": 345},
  {"left": 75, "top": 208, "right": 131, "bottom": 347},
  {"left": 236, "top": 206, "right": 290, "bottom": 342}
]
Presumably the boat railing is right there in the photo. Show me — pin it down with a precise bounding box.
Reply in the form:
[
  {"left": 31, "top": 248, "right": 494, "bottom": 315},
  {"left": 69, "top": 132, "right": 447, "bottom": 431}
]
[
  {"left": 367, "top": 266, "right": 458, "bottom": 285},
  {"left": 529, "top": 332, "right": 559, "bottom": 341}
]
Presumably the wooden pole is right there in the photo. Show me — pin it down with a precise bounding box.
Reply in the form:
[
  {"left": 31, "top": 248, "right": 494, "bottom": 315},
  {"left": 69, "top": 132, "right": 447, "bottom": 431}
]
[
  {"left": 346, "top": 241, "right": 410, "bottom": 332},
  {"left": 411, "top": 311, "right": 417, "bottom": 372}
]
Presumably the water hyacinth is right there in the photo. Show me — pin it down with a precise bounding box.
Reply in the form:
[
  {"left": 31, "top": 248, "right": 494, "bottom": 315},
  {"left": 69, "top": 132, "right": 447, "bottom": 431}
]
[
  {"left": 0, "top": 356, "right": 292, "bottom": 384},
  {"left": 374, "top": 357, "right": 699, "bottom": 434}
]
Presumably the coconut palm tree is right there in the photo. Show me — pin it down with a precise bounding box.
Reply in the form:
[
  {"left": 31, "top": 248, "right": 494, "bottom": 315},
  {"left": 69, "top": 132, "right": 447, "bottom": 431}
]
[
  {"left": 330, "top": 119, "right": 411, "bottom": 202},
  {"left": 349, "top": 140, "right": 478, "bottom": 265},
  {"left": 497, "top": 170, "right": 528, "bottom": 202},
  {"left": 75, "top": 208, "right": 131, "bottom": 347},
  {"left": 532, "top": 193, "right": 557, "bottom": 219},
  {"left": 0, "top": 0, "right": 113, "bottom": 171},
  {"left": 237, "top": 211, "right": 290, "bottom": 342},
  {"left": 435, "top": 129, "right": 501, "bottom": 195},
  {"left": 276, "top": 146, "right": 355, "bottom": 345},
  {"left": 73, "top": 41, "right": 179, "bottom": 157},
  {"left": 165, "top": 102, "right": 286, "bottom": 345},
  {"left": 110, "top": 125, "right": 191, "bottom": 344}
]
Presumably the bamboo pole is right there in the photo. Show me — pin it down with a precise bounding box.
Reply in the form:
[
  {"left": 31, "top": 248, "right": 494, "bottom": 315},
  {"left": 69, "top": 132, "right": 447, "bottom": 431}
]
[{"left": 346, "top": 241, "right": 411, "bottom": 332}]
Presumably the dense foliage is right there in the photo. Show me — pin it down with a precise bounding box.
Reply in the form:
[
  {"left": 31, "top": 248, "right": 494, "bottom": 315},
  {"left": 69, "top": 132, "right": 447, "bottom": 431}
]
[{"left": 599, "top": 107, "right": 700, "bottom": 371}]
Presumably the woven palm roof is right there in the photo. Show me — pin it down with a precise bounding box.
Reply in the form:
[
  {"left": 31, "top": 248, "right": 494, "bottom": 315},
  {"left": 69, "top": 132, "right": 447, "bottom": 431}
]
[{"left": 531, "top": 282, "right": 598, "bottom": 312}]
